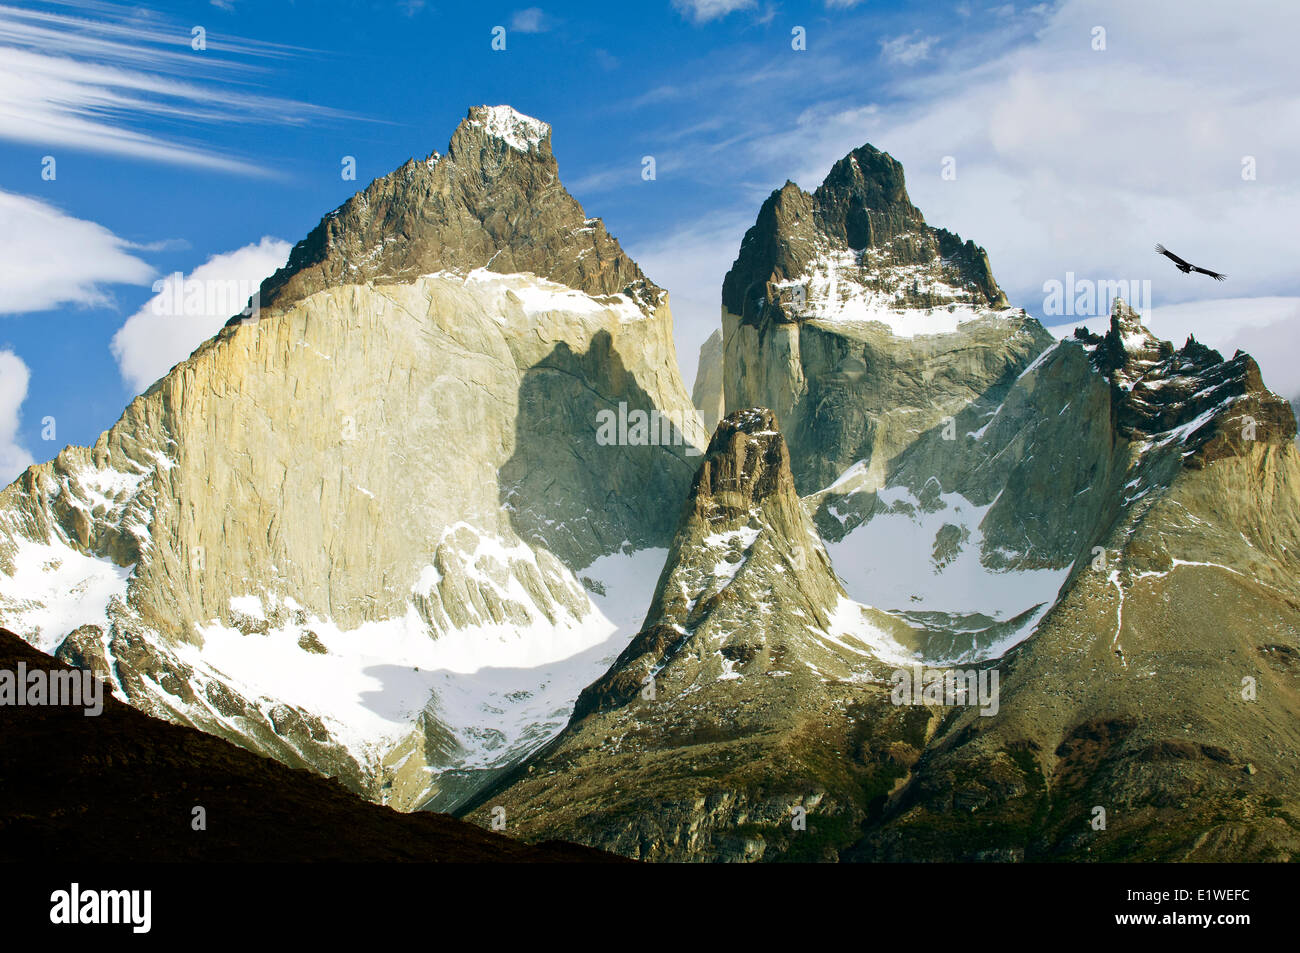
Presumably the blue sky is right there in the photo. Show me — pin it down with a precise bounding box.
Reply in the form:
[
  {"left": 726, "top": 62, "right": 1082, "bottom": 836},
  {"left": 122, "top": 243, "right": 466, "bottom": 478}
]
[{"left": 2, "top": 0, "right": 1299, "bottom": 479}]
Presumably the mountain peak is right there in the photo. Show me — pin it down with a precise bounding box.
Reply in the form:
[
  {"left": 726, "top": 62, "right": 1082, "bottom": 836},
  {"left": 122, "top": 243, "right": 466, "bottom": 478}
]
[
  {"left": 0, "top": 103, "right": 704, "bottom": 818},
  {"left": 814, "top": 143, "right": 925, "bottom": 248},
  {"left": 694, "top": 408, "right": 794, "bottom": 516},
  {"left": 1075, "top": 298, "right": 1296, "bottom": 458},
  {"left": 721, "top": 141, "right": 1007, "bottom": 328},
  {"left": 455, "top": 105, "right": 551, "bottom": 154},
  {"left": 251, "top": 106, "right": 655, "bottom": 316},
  {"left": 562, "top": 405, "right": 878, "bottom": 727}
]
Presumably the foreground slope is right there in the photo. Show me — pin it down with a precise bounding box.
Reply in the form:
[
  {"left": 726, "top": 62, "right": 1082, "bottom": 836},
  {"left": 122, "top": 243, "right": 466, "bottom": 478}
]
[
  {"left": 0, "top": 106, "right": 705, "bottom": 813},
  {"left": 0, "top": 629, "right": 617, "bottom": 862}
]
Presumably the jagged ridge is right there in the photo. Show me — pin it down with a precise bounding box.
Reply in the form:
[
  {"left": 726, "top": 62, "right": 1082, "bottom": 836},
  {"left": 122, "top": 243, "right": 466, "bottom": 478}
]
[
  {"left": 252, "top": 105, "right": 658, "bottom": 318},
  {"left": 721, "top": 143, "right": 1006, "bottom": 328},
  {"left": 1075, "top": 300, "right": 1296, "bottom": 464}
]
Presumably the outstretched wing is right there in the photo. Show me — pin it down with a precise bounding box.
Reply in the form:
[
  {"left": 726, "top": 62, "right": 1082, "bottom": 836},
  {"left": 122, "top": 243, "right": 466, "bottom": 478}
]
[
  {"left": 1155, "top": 243, "right": 1190, "bottom": 268},
  {"left": 1191, "top": 265, "right": 1227, "bottom": 281}
]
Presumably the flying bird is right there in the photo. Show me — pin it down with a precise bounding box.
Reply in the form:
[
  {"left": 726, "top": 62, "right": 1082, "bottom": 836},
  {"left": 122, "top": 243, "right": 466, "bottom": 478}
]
[{"left": 1155, "top": 244, "right": 1226, "bottom": 281}]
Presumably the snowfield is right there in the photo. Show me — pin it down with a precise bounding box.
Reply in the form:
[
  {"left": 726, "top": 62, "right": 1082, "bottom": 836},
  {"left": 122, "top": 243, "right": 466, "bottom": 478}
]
[
  {"left": 183, "top": 540, "right": 666, "bottom": 770},
  {"left": 823, "top": 482, "right": 1073, "bottom": 663}
]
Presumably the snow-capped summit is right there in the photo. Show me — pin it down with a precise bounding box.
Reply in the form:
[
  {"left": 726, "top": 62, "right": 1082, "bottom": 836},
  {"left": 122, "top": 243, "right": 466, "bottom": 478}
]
[
  {"left": 720, "top": 143, "right": 1007, "bottom": 336},
  {"left": 463, "top": 104, "right": 551, "bottom": 153},
  {"left": 253, "top": 105, "right": 654, "bottom": 318}
]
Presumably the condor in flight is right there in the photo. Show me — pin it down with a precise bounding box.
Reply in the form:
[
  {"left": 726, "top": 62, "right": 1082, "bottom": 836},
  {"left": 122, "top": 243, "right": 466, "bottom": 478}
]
[{"left": 1155, "top": 244, "right": 1227, "bottom": 281}]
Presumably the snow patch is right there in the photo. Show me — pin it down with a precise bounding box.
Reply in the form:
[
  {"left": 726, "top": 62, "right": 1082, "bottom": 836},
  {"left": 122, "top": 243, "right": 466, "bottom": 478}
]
[
  {"left": 774, "top": 247, "right": 1015, "bottom": 338},
  {"left": 0, "top": 538, "right": 133, "bottom": 652},
  {"left": 824, "top": 480, "right": 1071, "bottom": 660},
  {"left": 424, "top": 269, "right": 649, "bottom": 323},
  {"left": 184, "top": 541, "right": 667, "bottom": 771},
  {"left": 467, "top": 105, "right": 550, "bottom": 152},
  {"left": 821, "top": 596, "right": 915, "bottom": 667}
]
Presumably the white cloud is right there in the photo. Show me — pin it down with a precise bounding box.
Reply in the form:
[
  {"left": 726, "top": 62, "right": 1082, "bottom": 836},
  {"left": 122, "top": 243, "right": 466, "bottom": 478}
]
[
  {"left": 0, "top": 349, "right": 35, "bottom": 485},
  {"left": 511, "top": 8, "right": 549, "bottom": 32},
  {"left": 672, "top": 0, "right": 756, "bottom": 24},
  {"left": 110, "top": 238, "right": 290, "bottom": 395},
  {"left": 879, "top": 32, "right": 938, "bottom": 66},
  {"left": 629, "top": 215, "right": 753, "bottom": 390},
  {"left": 0, "top": 191, "right": 154, "bottom": 314}
]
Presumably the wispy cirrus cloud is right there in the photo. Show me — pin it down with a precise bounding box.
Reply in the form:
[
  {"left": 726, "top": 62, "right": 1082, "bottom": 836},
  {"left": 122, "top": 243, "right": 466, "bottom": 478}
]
[
  {"left": 0, "top": 0, "right": 351, "bottom": 175},
  {"left": 879, "top": 32, "right": 938, "bottom": 65}
]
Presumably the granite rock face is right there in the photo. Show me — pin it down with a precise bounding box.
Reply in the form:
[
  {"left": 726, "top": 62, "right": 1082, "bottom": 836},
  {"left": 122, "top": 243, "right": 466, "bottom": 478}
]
[
  {"left": 691, "top": 328, "right": 726, "bottom": 434},
  {"left": 0, "top": 106, "right": 704, "bottom": 813}
]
